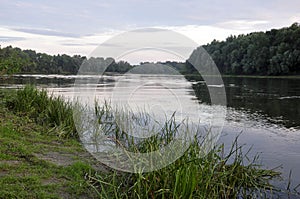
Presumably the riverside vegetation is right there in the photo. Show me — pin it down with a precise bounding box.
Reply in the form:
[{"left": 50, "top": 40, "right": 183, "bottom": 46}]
[
  {"left": 0, "top": 87, "right": 98, "bottom": 198},
  {"left": 1, "top": 85, "right": 299, "bottom": 198}
]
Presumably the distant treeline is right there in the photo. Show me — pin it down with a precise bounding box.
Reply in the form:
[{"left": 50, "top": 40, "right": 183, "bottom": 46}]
[
  {"left": 1, "top": 23, "right": 300, "bottom": 76},
  {"left": 0, "top": 47, "right": 133, "bottom": 75}
]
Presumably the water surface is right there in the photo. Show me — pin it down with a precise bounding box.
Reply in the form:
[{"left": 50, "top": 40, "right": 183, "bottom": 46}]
[{"left": 1, "top": 74, "right": 300, "bottom": 191}]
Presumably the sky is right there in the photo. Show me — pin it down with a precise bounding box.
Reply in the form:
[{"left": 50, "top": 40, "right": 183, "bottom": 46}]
[{"left": 0, "top": 0, "right": 299, "bottom": 58}]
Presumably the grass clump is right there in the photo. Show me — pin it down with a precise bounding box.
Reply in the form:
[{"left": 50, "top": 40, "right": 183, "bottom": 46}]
[
  {"left": 5, "top": 85, "right": 77, "bottom": 138},
  {"left": 82, "top": 103, "right": 282, "bottom": 199},
  {"left": 87, "top": 145, "right": 281, "bottom": 198}
]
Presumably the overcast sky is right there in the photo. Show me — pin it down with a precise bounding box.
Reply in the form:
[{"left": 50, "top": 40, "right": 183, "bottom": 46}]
[{"left": 0, "top": 0, "right": 299, "bottom": 57}]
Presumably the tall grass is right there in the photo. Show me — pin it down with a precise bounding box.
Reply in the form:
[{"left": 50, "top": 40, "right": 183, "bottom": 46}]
[
  {"left": 88, "top": 146, "right": 280, "bottom": 198},
  {"left": 5, "top": 85, "right": 77, "bottom": 138},
  {"left": 85, "top": 103, "right": 282, "bottom": 199},
  {"left": 4, "top": 86, "right": 291, "bottom": 198}
]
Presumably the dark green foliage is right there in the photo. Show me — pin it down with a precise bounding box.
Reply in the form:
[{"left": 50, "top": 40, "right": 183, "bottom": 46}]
[
  {"left": 202, "top": 23, "right": 300, "bottom": 75},
  {"left": 0, "top": 46, "right": 134, "bottom": 75},
  {"left": 0, "top": 46, "right": 85, "bottom": 75},
  {"left": 0, "top": 46, "right": 30, "bottom": 75}
]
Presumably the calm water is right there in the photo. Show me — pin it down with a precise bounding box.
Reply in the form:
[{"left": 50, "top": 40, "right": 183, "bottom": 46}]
[{"left": 1, "top": 74, "right": 300, "bottom": 190}]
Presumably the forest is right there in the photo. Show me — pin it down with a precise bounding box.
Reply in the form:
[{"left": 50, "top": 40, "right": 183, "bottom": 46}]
[
  {"left": 0, "top": 47, "right": 133, "bottom": 75},
  {"left": 202, "top": 22, "right": 300, "bottom": 75},
  {"left": 0, "top": 23, "right": 300, "bottom": 76}
]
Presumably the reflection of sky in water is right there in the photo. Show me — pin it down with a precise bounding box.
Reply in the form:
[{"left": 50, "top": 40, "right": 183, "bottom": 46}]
[
  {"left": 75, "top": 75, "right": 225, "bottom": 135},
  {"left": 1, "top": 74, "right": 297, "bottom": 132},
  {"left": 71, "top": 74, "right": 226, "bottom": 155}
]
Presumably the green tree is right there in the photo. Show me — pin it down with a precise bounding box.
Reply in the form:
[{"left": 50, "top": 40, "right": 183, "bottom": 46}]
[{"left": 0, "top": 46, "right": 30, "bottom": 75}]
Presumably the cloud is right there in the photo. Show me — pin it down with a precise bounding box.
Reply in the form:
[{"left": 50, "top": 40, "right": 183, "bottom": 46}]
[
  {"left": 0, "top": 0, "right": 299, "bottom": 38},
  {"left": 61, "top": 43, "right": 99, "bottom": 47},
  {"left": 156, "top": 24, "right": 266, "bottom": 45},
  {"left": 61, "top": 43, "right": 88, "bottom": 46},
  {"left": 0, "top": 36, "right": 25, "bottom": 42},
  {"left": 12, "top": 28, "right": 80, "bottom": 38},
  {"left": 0, "top": 26, "right": 115, "bottom": 56},
  {"left": 290, "top": 14, "right": 300, "bottom": 24},
  {"left": 215, "top": 20, "right": 270, "bottom": 31}
]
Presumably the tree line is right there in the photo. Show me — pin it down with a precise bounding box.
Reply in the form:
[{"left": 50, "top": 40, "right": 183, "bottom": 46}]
[
  {"left": 1, "top": 23, "right": 300, "bottom": 76},
  {"left": 0, "top": 46, "right": 133, "bottom": 75},
  {"left": 202, "top": 22, "right": 300, "bottom": 75}
]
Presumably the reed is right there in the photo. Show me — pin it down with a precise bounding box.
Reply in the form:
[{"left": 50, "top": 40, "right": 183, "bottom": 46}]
[
  {"left": 6, "top": 85, "right": 77, "bottom": 138},
  {"left": 86, "top": 103, "right": 281, "bottom": 199}
]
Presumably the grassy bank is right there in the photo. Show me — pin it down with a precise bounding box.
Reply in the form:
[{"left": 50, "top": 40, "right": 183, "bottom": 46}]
[
  {"left": 1, "top": 86, "right": 298, "bottom": 198},
  {"left": 5, "top": 86, "right": 77, "bottom": 139},
  {"left": 0, "top": 88, "right": 99, "bottom": 198}
]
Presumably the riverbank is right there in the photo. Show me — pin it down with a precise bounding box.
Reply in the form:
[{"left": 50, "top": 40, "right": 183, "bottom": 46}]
[
  {"left": 0, "top": 89, "right": 101, "bottom": 198},
  {"left": 0, "top": 86, "right": 298, "bottom": 198}
]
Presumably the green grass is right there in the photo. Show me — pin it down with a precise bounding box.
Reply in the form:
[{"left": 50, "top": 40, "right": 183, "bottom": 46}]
[
  {"left": 82, "top": 103, "right": 283, "bottom": 198},
  {"left": 5, "top": 85, "right": 77, "bottom": 138},
  {"left": 1, "top": 86, "right": 299, "bottom": 198},
  {"left": 0, "top": 89, "right": 98, "bottom": 198}
]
